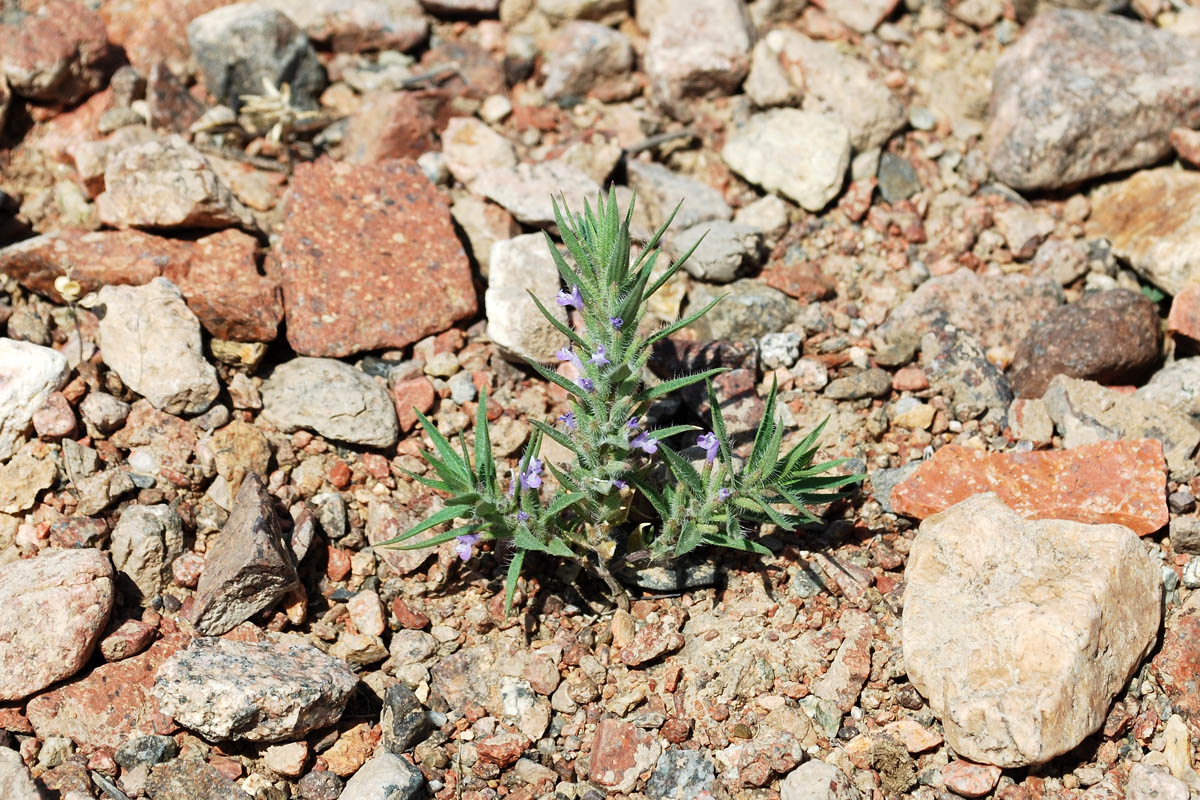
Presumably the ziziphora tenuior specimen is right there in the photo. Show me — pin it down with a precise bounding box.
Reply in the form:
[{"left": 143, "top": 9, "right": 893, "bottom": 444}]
[{"left": 376, "top": 190, "right": 861, "bottom": 612}]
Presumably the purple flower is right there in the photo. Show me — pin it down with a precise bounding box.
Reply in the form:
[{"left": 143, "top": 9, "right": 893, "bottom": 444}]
[
  {"left": 697, "top": 432, "right": 720, "bottom": 464},
  {"left": 520, "top": 458, "right": 543, "bottom": 490},
  {"left": 718, "top": 487, "right": 732, "bottom": 502},
  {"left": 613, "top": 478, "right": 628, "bottom": 490},
  {"left": 631, "top": 431, "right": 658, "bottom": 454},
  {"left": 558, "top": 411, "right": 577, "bottom": 429},
  {"left": 578, "top": 377, "right": 595, "bottom": 392},
  {"left": 627, "top": 416, "right": 640, "bottom": 429},
  {"left": 555, "top": 347, "right": 582, "bottom": 369},
  {"left": 610, "top": 316, "right": 624, "bottom": 329},
  {"left": 517, "top": 511, "right": 530, "bottom": 522},
  {"left": 454, "top": 533, "right": 480, "bottom": 561},
  {"left": 556, "top": 285, "right": 584, "bottom": 309},
  {"left": 588, "top": 347, "right": 609, "bottom": 366}
]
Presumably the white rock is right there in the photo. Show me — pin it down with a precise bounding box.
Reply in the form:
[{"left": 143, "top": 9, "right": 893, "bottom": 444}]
[
  {"left": 671, "top": 220, "right": 763, "bottom": 283},
  {"left": 780, "top": 760, "right": 861, "bottom": 800},
  {"left": 722, "top": 109, "right": 850, "bottom": 211},
  {"left": 441, "top": 117, "right": 516, "bottom": 188},
  {"left": 0, "top": 747, "right": 42, "bottom": 800},
  {"left": 340, "top": 752, "right": 425, "bottom": 799},
  {"left": 624, "top": 159, "right": 732, "bottom": 231},
  {"left": 823, "top": 0, "right": 897, "bottom": 33},
  {"left": 110, "top": 504, "right": 185, "bottom": 600},
  {"left": 542, "top": 21, "right": 633, "bottom": 102},
  {"left": 485, "top": 234, "right": 567, "bottom": 363},
  {"left": 97, "top": 278, "right": 219, "bottom": 415},
  {"left": 1128, "top": 763, "right": 1189, "bottom": 800},
  {"left": 644, "top": 0, "right": 753, "bottom": 119},
  {"left": 473, "top": 160, "right": 602, "bottom": 228},
  {"left": 0, "top": 338, "right": 68, "bottom": 462},
  {"left": 902, "top": 493, "right": 1160, "bottom": 767},
  {"left": 260, "top": 357, "right": 398, "bottom": 447}
]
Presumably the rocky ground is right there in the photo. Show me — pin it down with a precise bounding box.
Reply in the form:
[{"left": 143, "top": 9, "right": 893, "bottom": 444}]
[{"left": 4, "top": 0, "right": 1200, "bottom": 798}]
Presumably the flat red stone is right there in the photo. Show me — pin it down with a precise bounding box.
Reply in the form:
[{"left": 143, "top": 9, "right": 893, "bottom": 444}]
[
  {"left": 272, "top": 157, "right": 477, "bottom": 358},
  {"left": 889, "top": 440, "right": 1168, "bottom": 535},
  {"left": 1168, "top": 283, "right": 1200, "bottom": 342}
]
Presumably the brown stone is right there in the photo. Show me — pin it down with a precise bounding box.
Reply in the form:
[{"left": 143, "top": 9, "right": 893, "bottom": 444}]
[
  {"left": 1168, "top": 283, "right": 1200, "bottom": 342},
  {"left": 25, "top": 631, "right": 190, "bottom": 751},
  {"left": 476, "top": 731, "right": 529, "bottom": 768},
  {"left": 1171, "top": 126, "right": 1200, "bottom": 168},
  {"left": 391, "top": 377, "right": 436, "bottom": 433},
  {"left": 146, "top": 757, "right": 252, "bottom": 800},
  {"left": 1151, "top": 606, "right": 1200, "bottom": 735},
  {"left": 619, "top": 621, "right": 685, "bottom": 668},
  {"left": 0, "top": 229, "right": 187, "bottom": 303},
  {"left": 390, "top": 597, "right": 430, "bottom": 630},
  {"left": 890, "top": 440, "right": 1169, "bottom": 535},
  {"left": 341, "top": 91, "right": 438, "bottom": 164},
  {"left": 100, "top": 618, "right": 158, "bottom": 662},
  {"left": 322, "top": 722, "right": 380, "bottom": 776},
  {"left": 164, "top": 229, "right": 281, "bottom": 342},
  {"left": 0, "top": 0, "right": 111, "bottom": 104},
  {"left": 588, "top": 718, "right": 660, "bottom": 794},
  {"left": 272, "top": 157, "right": 477, "bottom": 358},
  {"left": 762, "top": 261, "right": 836, "bottom": 303},
  {"left": 941, "top": 760, "right": 1002, "bottom": 798}
]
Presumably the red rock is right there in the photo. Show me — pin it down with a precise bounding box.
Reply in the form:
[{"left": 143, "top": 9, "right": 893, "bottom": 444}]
[
  {"left": 619, "top": 622, "right": 685, "bottom": 668},
  {"left": 99, "top": 0, "right": 236, "bottom": 74},
  {"left": 32, "top": 392, "right": 76, "bottom": 439},
  {"left": 523, "top": 654, "right": 561, "bottom": 696},
  {"left": 941, "top": 760, "right": 1001, "bottom": 798},
  {"left": 1151, "top": 609, "right": 1200, "bottom": 734},
  {"left": 390, "top": 597, "right": 430, "bottom": 630},
  {"left": 163, "top": 229, "right": 282, "bottom": 342},
  {"left": 341, "top": 91, "right": 438, "bottom": 164},
  {"left": 0, "top": 229, "right": 187, "bottom": 303},
  {"left": 206, "top": 755, "right": 244, "bottom": 781},
  {"left": 0, "top": 0, "right": 111, "bottom": 104},
  {"left": 327, "top": 546, "right": 352, "bottom": 582},
  {"left": 0, "top": 705, "right": 33, "bottom": 733},
  {"left": 391, "top": 377, "right": 436, "bottom": 432},
  {"left": 327, "top": 458, "right": 351, "bottom": 490},
  {"left": 1168, "top": 283, "right": 1200, "bottom": 341},
  {"left": 100, "top": 618, "right": 158, "bottom": 661},
  {"left": 838, "top": 178, "right": 876, "bottom": 222},
  {"left": 272, "top": 157, "right": 477, "bottom": 358},
  {"left": 662, "top": 717, "right": 690, "bottom": 743},
  {"left": 25, "top": 631, "right": 190, "bottom": 751},
  {"left": 589, "top": 719, "right": 660, "bottom": 793},
  {"left": 1170, "top": 127, "right": 1200, "bottom": 168},
  {"left": 323, "top": 723, "right": 380, "bottom": 776},
  {"left": 146, "top": 62, "right": 205, "bottom": 133},
  {"left": 171, "top": 551, "right": 205, "bottom": 588},
  {"left": 891, "top": 366, "right": 929, "bottom": 392},
  {"left": 762, "top": 261, "right": 836, "bottom": 303},
  {"left": 26, "top": 87, "right": 112, "bottom": 163},
  {"left": 110, "top": 400, "right": 198, "bottom": 476},
  {"left": 890, "top": 440, "right": 1169, "bottom": 535},
  {"left": 476, "top": 731, "right": 529, "bottom": 767}
]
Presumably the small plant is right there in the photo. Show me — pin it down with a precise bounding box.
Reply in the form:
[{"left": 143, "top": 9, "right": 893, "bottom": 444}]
[{"left": 376, "top": 191, "right": 861, "bottom": 612}]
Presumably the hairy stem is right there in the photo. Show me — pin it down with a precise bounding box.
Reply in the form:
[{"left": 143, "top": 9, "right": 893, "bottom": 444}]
[{"left": 591, "top": 558, "right": 630, "bottom": 613}]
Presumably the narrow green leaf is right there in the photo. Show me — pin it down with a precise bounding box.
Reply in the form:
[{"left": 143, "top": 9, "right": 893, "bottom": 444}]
[
  {"left": 504, "top": 548, "right": 526, "bottom": 616},
  {"left": 649, "top": 423, "right": 700, "bottom": 441},
  {"left": 629, "top": 474, "right": 669, "bottom": 519},
  {"left": 414, "top": 409, "right": 469, "bottom": 479},
  {"left": 474, "top": 390, "right": 494, "bottom": 489},
  {"left": 674, "top": 522, "right": 704, "bottom": 557},
  {"left": 530, "top": 419, "right": 581, "bottom": 456},
  {"left": 372, "top": 505, "right": 473, "bottom": 547},
  {"left": 390, "top": 524, "right": 479, "bottom": 550},
  {"left": 658, "top": 443, "right": 704, "bottom": 496},
  {"left": 706, "top": 379, "right": 733, "bottom": 465},
  {"left": 514, "top": 527, "right": 575, "bottom": 558},
  {"left": 525, "top": 357, "right": 592, "bottom": 400},
  {"left": 645, "top": 295, "right": 725, "bottom": 348},
  {"left": 708, "top": 533, "right": 772, "bottom": 556},
  {"left": 546, "top": 460, "right": 582, "bottom": 493},
  {"left": 528, "top": 290, "right": 587, "bottom": 349},
  {"left": 635, "top": 367, "right": 728, "bottom": 405},
  {"left": 544, "top": 491, "right": 586, "bottom": 517}
]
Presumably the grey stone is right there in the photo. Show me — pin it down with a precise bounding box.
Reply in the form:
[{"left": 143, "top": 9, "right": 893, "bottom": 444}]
[
  {"left": 381, "top": 684, "right": 431, "bottom": 754},
  {"left": 447, "top": 371, "right": 477, "bottom": 405},
  {"left": 145, "top": 757, "right": 252, "bottom": 800},
  {"left": 261, "top": 357, "right": 398, "bottom": 447},
  {"left": 484, "top": 234, "right": 567, "bottom": 363},
  {"left": 672, "top": 221, "right": 764, "bottom": 283},
  {"left": 645, "top": 0, "right": 753, "bottom": 120},
  {"left": 79, "top": 391, "right": 131, "bottom": 435},
  {"left": 542, "top": 21, "right": 633, "bottom": 103},
  {"left": 1138, "top": 359, "right": 1200, "bottom": 417},
  {"left": 115, "top": 735, "right": 179, "bottom": 768},
  {"left": 824, "top": 368, "right": 891, "bottom": 401},
  {"left": 339, "top": 752, "right": 425, "bottom": 800},
  {"left": 877, "top": 152, "right": 922, "bottom": 205},
  {"left": 297, "top": 770, "right": 344, "bottom": 800},
  {"left": 689, "top": 279, "right": 800, "bottom": 342},
  {"left": 187, "top": 2, "right": 325, "bottom": 109},
  {"left": 920, "top": 324, "right": 1012, "bottom": 424},
  {"left": 1127, "top": 763, "right": 1189, "bottom": 800},
  {"left": 1169, "top": 517, "right": 1200, "bottom": 556},
  {"left": 870, "top": 462, "right": 921, "bottom": 514},
  {"left": 537, "top": 0, "right": 626, "bottom": 21},
  {"left": 0, "top": 747, "right": 42, "bottom": 800},
  {"left": 188, "top": 473, "right": 300, "bottom": 636},
  {"left": 97, "top": 278, "right": 220, "bottom": 415},
  {"left": 645, "top": 749, "right": 716, "bottom": 800},
  {"left": 153, "top": 637, "right": 358, "bottom": 742},
  {"left": 985, "top": 10, "right": 1200, "bottom": 190},
  {"left": 780, "top": 760, "right": 861, "bottom": 800},
  {"left": 722, "top": 109, "right": 850, "bottom": 212},
  {"left": 903, "top": 493, "right": 1160, "bottom": 767},
  {"left": 1043, "top": 375, "right": 1200, "bottom": 481},
  {"left": 625, "top": 160, "right": 732, "bottom": 232},
  {"left": 111, "top": 504, "right": 185, "bottom": 601},
  {"left": 472, "top": 160, "right": 602, "bottom": 228},
  {"left": 0, "top": 338, "right": 68, "bottom": 462},
  {"left": 759, "top": 331, "right": 802, "bottom": 370}
]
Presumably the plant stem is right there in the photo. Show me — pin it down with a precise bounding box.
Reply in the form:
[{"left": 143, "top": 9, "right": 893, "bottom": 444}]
[{"left": 591, "top": 558, "right": 630, "bottom": 613}]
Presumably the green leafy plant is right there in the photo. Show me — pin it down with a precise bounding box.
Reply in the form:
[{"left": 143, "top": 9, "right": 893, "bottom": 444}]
[{"left": 375, "top": 191, "right": 861, "bottom": 612}]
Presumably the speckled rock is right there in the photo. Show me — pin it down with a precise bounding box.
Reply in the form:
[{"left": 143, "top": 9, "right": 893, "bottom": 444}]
[
  {"left": 0, "top": 548, "right": 114, "bottom": 701},
  {"left": 0, "top": 230, "right": 181, "bottom": 303},
  {"left": 97, "top": 278, "right": 220, "bottom": 415},
  {"left": 722, "top": 109, "right": 851, "bottom": 212},
  {"left": 1043, "top": 375, "right": 1200, "bottom": 480},
  {"left": 625, "top": 160, "right": 732, "bottom": 231},
  {"left": 689, "top": 279, "right": 799, "bottom": 342},
  {"left": 145, "top": 756, "right": 252, "bottom": 800},
  {"left": 1138, "top": 358, "right": 1200, "bottom": 416},
  {"left": 645, "top": 749, "right": 716, "bottom": 800},
  {"left": 891, "top": 440, "right": 1169, "bottom": 535},
  {"left": 671, "top": 221, "right": 764, "bottom": 283},
  {"left": 473, "top": 160, "right": 603, "bottom": 228},
  {"left": 985, "top": 10, "right": 1200, "bottom": 190},
  {"left": 919, "top": 324, "right": 1012, "bottom": 423},
  {"left": 272, "top": 157, "right": 476, "bottom": 357},
  {"left": 164, "top": 229, "right": 283, "bottom": 342},
  {"left": 111, "top": 504, "right": 185, "bottom": 601},
  {"left": 187, "top": 2, "right": 325, "bottom": 108},
  {"left": 263, "top": 0, "right": 428, "bottom": 53},
  {"left": 780, "top": 760, "right": 861, "bottom": 800},
  {"left": 878, "top": 269, "right": 1063, "bottom": 351},
  {"left": 261, "top": 357, "right": 398, "bottom": 447},
  {"left": 188, "top": 473, "right": 300, "bottom": 636},
  {"left": 0, "top": 747, "right": 42, "bottom": 800},
  {"left": 1088, "top": 169, "right": 1200, "bottom": 296},
  {"left": 485, "top": 233, "right": 568, "bottom": 363},
  {"left": 97, "top": 136, "right": 256, "bottom": 229},
  {"left": 590, "top": 718, "right": 662, "bottom": 794},
  {"left": 645, "top": 0, "right": 753, "bottom": 119},
  {"left": 339, "top": 752, "right": 425, "bottom": 800},
  {"left": 154, "top": 636, "right": 358, "bottom": 742},
  {"left": 543, "top": 21, "right": 633, "bottom": 103},
  {"left": 340, "top": 90, "right": 437, "bottom": 164},
  {"left": 0, "top": 0, "right": 111, "bottom": 104},
  {"left": 0, "top": 339, "right": 68, "bottom": 462},
  {"left": 903, "top": 493, "right": 1160, "bottom": 766}
]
